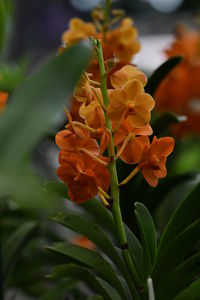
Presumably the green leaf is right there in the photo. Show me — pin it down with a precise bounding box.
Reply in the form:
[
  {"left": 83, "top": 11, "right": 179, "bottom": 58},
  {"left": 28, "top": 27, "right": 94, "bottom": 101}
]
[
  {"left": 145, "top": 56, "right": 183, "bottom": 96},
  {"left": 157, "top": 252, "right": 200, "bottom": 300},
  {"left": 0, "top": 0, "right": 6, "bottom": 53},
  {"left": 0, "top": 42, "right": 90, "bottom": 166},
  {"left": 44, "top": 181, "right": 68, "bottom": 199},
  {"left": 152, "top": 219, "right": 200, "bottom": 286},
  {"left": 0, "top": 63, "right": 25, "bottom": 92},
  {"left": 173, "top": 278, "right": 200, "bottom": 300},
  {"left": 46, "top": 243, "right": 128, "bottom": 300},
  {"left": 40, "top": 279, "right": 77, "bottom": 300},
  {"left": 157, "top": 182, "right": 200, "bottom": 256},
  {"left": 0, "top": 169, "right": 62, "bottom": 211},
  {"left": 45, "top": 183, "right": 144, "bottom": 287},
  {"left": 45, "top": 183, "right": 144, "bottom": 288},
  {"left": 52, "top": 212, "right": 139, "bottom": 298},
  {"left": 87, "top": 296, "right": 104, "bottom": 300},
  {"left": 81, "top": 198, "right": 117, "bottom": 239},
  {"left": 52, "top": 212, "right": 125, "bottom": 275},
  {"left": 50, "top": 264, "right": 121, "bottom": 300},
  {"left": 2, "top": 221, "right": 38, "bottom": 283},
  {"left": 45, "top": 183, "right": 116, "bottom": 239},
  {"left": 82, "top": 196, "right": 144, "bottom": 282},
  {"left": 124, "top": 224, "right": 144, "bottom": 284},
  {"left": 134, "top": 202, "right": 157, "bottom": 276}
]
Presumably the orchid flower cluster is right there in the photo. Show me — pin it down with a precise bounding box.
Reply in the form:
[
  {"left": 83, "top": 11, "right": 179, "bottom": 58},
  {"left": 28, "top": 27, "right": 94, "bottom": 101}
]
[
  {"left": 55, "top": 40, "right": 174, "bottom": 205},
  {"left": 155, "top": 25, "right": 200, "bottom": 135}
]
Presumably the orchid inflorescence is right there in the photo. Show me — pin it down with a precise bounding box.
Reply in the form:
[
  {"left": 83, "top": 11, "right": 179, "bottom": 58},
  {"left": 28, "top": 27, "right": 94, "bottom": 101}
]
[
  {"left": 55, "top": 31, "right": 174, "bottom": 205},
  {"left": 54, "top": 2, "right": 176, "bottom": 293}
]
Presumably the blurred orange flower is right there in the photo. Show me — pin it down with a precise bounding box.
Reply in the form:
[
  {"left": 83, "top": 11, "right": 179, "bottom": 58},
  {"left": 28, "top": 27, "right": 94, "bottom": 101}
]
[
  {"left": 138, "top": 136, "right": 175, "bottom": 187},
  {"left": 62, "top": 18, "right": 96, "bottom": 45},
  {"left": 72, "top": 236, "right": 96, "bottom": 250},
  {"left": 155, "top": 26, "right": 200, "bottom": 135},
  {"left": 106, "top": 18, "right": 140, "bottom": 63},
  {"left": 0, "top": 91, "right": 8, "bottom": 112}
]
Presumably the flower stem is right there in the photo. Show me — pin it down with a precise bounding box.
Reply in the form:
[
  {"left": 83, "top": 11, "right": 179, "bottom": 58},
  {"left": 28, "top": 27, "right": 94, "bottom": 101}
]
[
  {"left": 119, "top": 166, "right": 140, "bottom": 186},
  {"left": 96, "top": 39, "right": 141, "bottom": 287}
]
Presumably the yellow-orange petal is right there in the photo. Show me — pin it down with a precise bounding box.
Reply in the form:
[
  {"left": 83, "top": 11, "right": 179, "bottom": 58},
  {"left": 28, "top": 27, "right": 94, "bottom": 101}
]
[
  {"left": 107, "top": 89, "right": 127, "bottom": 122},
  {"left": 111, "top": 65, "right": 147, "bottom": 89},
  {"left": 134, "top": 93, "right": 155, "bottom": 112},
  {"left": 123, "top": 79, "right": 144, "bottom": 100},
  {"left": 128, "top": 111, "right": 151, "bottom": 128},
  {"left": 152, "top": 136, "right": 175, "bottom": 157},
  {"left": 118, "top": 136, "right": 145, "bottom": 164},
  {"left": 142, "top": 168, "right": 158, "bottom": 187}
]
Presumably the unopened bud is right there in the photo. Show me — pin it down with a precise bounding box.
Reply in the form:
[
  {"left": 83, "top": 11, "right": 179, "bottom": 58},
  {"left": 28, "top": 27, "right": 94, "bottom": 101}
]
[{"left": 106, "top": 56, "right": 120, "bottom": 72}]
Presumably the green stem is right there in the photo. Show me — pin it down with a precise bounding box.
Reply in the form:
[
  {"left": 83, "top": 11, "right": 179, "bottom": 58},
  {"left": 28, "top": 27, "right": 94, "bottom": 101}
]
[
  {"left": 96, "top": 39, "right": 141, "bottom": 288},
  {"left": 103, "top": 0, "right": 111, "bottom": 38}
]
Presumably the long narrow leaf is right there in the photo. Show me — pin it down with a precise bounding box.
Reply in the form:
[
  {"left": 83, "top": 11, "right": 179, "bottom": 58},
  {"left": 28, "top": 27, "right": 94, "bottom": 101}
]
[
  {"left": 0, "top": 42, "right": 90, "bottom": 166},
  {"left": 134, "top": 202, "right": 157, "bottom": 276},
  {"left": 157, "top": 252, "right": 200, "bottom": 300},
  {"left": 173, "top": 278, "right": 200, "bottom": 300},
  {"left": 2, "top": 221, "right": 38, "bottom": 283},
  {"left": 40, "top": 279, "right": 76, "bottom": 300},
  {"left": 46, "top": 243, "right": 128, "bottom": 300},
  {"left": 46, "top": 182, "right": 144, "bottom": 288},
  {"left": 153, "top": 219, "right": 200, "bottom": 286},
  {"left": 145, "top": 56, "right": 183, "bottom": 96},
  {"left": 157, "top": 182, "right": 200, "bottom": 257},
  {"left": 50, "top": 264, "right": 121, "bottom": 300},
  {"left": 52, "top": 213, "right": 127, "bottom": 278}
]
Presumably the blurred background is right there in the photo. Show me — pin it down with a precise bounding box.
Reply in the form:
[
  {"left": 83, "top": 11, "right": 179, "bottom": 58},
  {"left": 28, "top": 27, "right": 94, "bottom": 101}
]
[{"left": 7, "top": 0, "right": 200, "bottom": 69}]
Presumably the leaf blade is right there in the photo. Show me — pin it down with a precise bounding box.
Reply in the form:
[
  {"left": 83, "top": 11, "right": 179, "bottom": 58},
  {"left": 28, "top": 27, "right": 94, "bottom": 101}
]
[
  {"left": 145, "top": 56, "right": 183, "bottom": 96},
  {"left": 46, "top": 243, "right": 128, "bottom": 300},
  {"left": 0, "top": 42, "right": 90, "bottom": 166},
  {"left": 134, "top": 202, "right": 157, "bottom": 276},
  {"left": 50, "top": 264, "right": 121, "bottom": 300}
]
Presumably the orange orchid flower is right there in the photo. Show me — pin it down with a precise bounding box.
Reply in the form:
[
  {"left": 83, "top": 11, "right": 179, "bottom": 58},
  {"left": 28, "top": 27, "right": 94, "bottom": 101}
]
[
  {"left": 62, "top": 18, "right": 96, "bottom": 45},
  {"left": 106, "top": 18, "right": 140, "bottom": 62},
  {"left": 114, "top": 117, "right": 152, "bottom": 164},
  {"left": 107, "top": 79, "right": 155, "bottom": 127},
  {"left": 138, "top": 136, "right": 175, "bottom": 187},
  {"left": 0, "top": 91, "right": 8, "bottom": 112},
  {"left": 110, "top": 65, "right": 147, "bottom": 89},
  {"left": 57, "top": 153, "right": 110, "bottom": 203},
  {"left": 73, "top": 73, "right": 94, "bottom": 104},
  {"left": 79, "top": 88, "right": 110, "bottom": 153},
  {"left": 55, "top": 128, "right": 100, "bottom": 157},
  {"left": 155, "top": 25, "right": 200, "bottom": 135}
]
